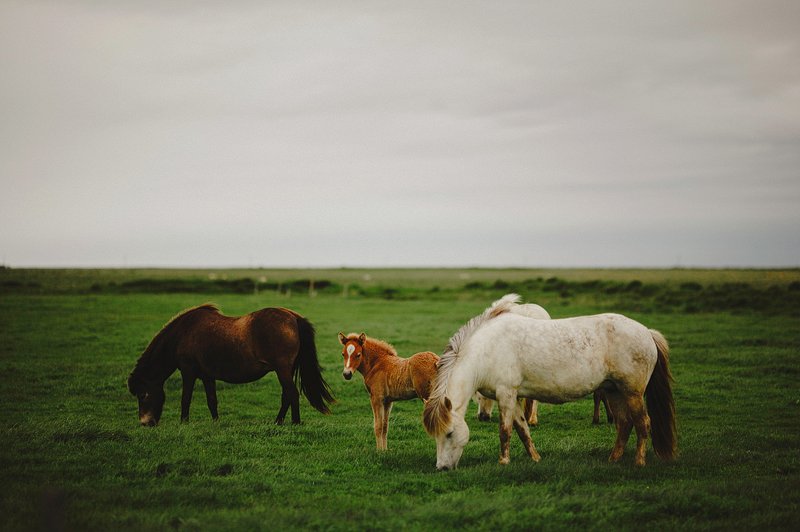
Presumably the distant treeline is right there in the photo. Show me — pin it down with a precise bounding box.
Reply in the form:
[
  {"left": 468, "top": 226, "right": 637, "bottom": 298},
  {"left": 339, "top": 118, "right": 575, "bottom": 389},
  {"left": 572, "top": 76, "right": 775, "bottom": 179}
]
[{"left": 3, "top": 275, "right": 799, "bottom": 315}]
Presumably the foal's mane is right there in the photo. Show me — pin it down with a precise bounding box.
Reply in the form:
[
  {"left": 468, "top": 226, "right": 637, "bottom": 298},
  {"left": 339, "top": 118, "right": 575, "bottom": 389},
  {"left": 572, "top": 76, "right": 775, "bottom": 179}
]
[
  {"left": 422, "top": 294, "right": 521, "bottom": 436},
  {"left": 128, "top": 304, "right": 219, "bottom": 390},
  {"left": 364, "top": 336, "right": 398, "bottom": 358}
]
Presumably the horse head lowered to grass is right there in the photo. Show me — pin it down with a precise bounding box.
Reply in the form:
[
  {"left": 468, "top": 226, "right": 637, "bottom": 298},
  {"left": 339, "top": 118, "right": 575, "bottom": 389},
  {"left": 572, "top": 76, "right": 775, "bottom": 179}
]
[
  {"left": 127, "top": 304, "right": 334, "bottom": 426},
  {"left": 423, "top": 294, "right": 676, "bottom": 470}
]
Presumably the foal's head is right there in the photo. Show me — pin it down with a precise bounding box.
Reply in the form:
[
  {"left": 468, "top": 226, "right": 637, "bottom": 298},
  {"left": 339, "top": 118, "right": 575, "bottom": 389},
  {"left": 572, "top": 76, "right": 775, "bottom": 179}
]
[
  {"left": 127, "top": 374, "right": 166, "bottom": 426},
  {"left": 338, "top": 332, "right": 366, "bottom": 380}
]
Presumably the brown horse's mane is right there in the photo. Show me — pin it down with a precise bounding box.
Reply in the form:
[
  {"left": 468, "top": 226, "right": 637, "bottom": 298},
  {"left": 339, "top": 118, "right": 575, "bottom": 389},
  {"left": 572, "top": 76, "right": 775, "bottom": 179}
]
[{"left": 128, "top": 304, "right": 220, "bottom": 390}]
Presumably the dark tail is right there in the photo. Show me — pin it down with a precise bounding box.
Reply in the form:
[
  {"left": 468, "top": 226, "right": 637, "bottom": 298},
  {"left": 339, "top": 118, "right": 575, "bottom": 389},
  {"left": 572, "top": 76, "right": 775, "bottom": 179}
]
[
  {"left": 293, "top": 316, "right": 335, "bottom": 414},
  {"left": 646, "top": 330, "right": 677, "bottom": 460}
]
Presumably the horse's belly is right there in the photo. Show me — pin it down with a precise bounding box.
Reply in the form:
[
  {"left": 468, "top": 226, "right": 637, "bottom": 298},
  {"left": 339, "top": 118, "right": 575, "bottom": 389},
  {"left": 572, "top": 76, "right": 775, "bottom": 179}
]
[
  {"left": 516, "top": 360, "right": 607, "bottom": 404},
  {"left": 198, "top": 356, "right": 271, "bottom": 384}
]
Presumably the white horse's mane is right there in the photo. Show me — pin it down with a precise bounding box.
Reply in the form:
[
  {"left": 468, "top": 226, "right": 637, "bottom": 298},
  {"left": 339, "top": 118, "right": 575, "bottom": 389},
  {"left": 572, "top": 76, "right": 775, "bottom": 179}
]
[{"left": 432, "top": 294, "right": 521, "bottom": 400}]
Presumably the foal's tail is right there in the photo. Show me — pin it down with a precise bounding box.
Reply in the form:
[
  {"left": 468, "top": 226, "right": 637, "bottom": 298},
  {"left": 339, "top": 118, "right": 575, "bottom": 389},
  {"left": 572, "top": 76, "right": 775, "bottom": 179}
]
[
  {"left": 294, "top": 316, "right": 335, "bottom": 414},
  {"left": 645, "top": 330, "right": 677, "bottom": 460}
]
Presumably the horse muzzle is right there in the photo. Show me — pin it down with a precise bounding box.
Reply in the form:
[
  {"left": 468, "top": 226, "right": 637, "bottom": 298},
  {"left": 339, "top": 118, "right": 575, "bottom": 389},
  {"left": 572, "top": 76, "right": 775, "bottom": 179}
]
[
  {"left": 139, "top": 416, "right": 158, "bottom": 427},
  {"left": 342, "top": 370, "right": 353, "bottom": 381}
]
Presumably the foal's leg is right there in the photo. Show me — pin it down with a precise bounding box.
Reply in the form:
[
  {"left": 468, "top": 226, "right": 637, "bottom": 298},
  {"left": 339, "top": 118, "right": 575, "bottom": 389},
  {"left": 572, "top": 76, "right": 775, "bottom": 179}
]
[
  {"left": 275, "top": 366, "right": 300, "bottom": 425},
  {"left": 495, "top": 387, "right": 519, "bottom": 465},
  {"left": 370, "top": 395, "right": 387, "bottom": 451},
  {"left": 180, "top": 371, "right": 196, "bottom": 422},
  {"left": 382, "top": 401, "right": 393, "bottom": 450},
  {"left": 514, "top": 400, "right": 541, "bottom": 462},
  {"left": 202, "top": 377, "right": 218, "bottom": 420}
]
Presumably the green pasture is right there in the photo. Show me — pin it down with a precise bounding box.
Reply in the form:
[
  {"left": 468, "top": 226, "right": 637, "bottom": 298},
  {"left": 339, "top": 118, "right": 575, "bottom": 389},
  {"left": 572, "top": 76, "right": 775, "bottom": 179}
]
[{"left": 1, "top": 268, "right": 799, "bottom": 530}]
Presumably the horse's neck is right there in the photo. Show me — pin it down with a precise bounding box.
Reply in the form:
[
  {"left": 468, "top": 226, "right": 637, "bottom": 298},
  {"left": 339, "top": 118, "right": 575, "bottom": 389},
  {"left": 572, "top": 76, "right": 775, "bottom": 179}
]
[
  {"left": 360, "top": 341, "right": 396, "bottom": 375},
  {"left": 446, "top": 357, "right": 479, "bottom": 415},
  {"left": 135, "top": 345, "right": 178, "bottom": 384}
]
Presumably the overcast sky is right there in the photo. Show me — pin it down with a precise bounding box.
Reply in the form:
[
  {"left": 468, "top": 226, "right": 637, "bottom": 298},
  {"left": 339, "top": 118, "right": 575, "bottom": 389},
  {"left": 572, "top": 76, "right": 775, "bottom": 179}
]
[{"left": 1, "top": 1, "right": 798, "bottom": 268}]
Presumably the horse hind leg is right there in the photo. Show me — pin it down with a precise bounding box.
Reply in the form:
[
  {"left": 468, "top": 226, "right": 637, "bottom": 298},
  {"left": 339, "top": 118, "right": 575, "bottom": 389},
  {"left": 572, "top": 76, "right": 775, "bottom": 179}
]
[
  {"left": 625, "top": 394, "right": 650, "bottom": 467},
  {"left": 606, "top": 391, "right": 634, "bottom": 463},
  {"left": 275, "top": 366, "right": 300, "bottom": 425}
]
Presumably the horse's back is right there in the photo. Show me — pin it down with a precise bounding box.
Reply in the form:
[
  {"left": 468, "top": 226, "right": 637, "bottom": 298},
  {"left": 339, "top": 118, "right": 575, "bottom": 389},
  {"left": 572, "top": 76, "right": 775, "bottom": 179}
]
[
  {"left": 474, "top": 312, "right": 657, "bottom": 401},
  {"left": 178, "top": 307, "right": 305, "bottom": 383}
]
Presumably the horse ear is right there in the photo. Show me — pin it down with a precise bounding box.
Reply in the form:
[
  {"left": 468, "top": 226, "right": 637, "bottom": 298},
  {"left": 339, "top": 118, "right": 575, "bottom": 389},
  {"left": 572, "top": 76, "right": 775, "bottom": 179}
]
[
  {"left": 337, "top": 332, "right": 346, "bottom": 345},
  {"left": 444, "top": 396, "right": 452, "bottom": 411},
  {"left": 358, "top": 333, "right": 366, "bottom": 345}
]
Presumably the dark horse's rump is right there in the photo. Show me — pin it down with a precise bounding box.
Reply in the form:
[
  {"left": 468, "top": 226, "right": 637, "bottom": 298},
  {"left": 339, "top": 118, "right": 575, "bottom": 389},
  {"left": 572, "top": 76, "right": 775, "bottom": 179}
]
[{"left": 127, "top": 304, "right": 334, "bottom": 426}]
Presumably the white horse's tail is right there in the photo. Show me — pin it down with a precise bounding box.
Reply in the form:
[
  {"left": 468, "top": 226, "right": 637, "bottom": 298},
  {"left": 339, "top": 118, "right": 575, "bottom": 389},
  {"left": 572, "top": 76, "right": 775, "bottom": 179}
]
[
  {"left": 645, "top": 329, "right": 677, "bottom": 460},
  {"left": 423, "top": 294, "right": 521, "bottom": 437}
]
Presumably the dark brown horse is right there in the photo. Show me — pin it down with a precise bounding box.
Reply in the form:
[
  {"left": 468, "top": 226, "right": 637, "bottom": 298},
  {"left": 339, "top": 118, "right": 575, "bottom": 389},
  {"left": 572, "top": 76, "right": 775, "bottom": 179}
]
[{"left": 127, "top": 304, "right": 334, "bottom": 426}]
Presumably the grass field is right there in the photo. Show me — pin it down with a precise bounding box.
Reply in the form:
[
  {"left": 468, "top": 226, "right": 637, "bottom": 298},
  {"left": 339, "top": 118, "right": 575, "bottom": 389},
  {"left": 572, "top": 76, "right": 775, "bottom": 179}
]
[{"left": 1, "top": 268, "right": 799, "bottom": 530}]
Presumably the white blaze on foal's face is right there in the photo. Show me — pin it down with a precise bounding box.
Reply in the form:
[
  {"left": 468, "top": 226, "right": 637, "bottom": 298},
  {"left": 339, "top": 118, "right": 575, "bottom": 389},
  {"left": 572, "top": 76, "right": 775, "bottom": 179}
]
[{"left": 340, "top": 336, "right": 364, "bottom": 380}]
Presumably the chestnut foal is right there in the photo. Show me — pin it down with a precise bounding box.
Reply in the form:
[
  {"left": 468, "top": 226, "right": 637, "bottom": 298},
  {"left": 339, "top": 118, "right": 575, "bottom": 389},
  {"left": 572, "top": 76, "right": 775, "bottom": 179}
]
[{"left": 339, "top": 332, "right": 438, "bottom": 450}]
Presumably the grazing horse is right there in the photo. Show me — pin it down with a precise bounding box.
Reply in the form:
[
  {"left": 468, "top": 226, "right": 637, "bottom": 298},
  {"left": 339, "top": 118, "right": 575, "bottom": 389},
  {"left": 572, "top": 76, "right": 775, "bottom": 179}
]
[
  {"left": 423, "top": 294, "right": 676, "bottom": 470},
  {"left": 127, "top": 304, "right": 334, "bottom": 426},
  {"left": 338, "top": 332, "right": 438, "bottom": 450}
]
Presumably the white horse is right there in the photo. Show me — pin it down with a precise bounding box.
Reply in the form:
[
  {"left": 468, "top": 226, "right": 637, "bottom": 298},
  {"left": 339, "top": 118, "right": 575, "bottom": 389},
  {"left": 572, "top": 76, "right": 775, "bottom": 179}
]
[
  {"left": 473, "top": 302, "right": 550, "bottom": 424},
  {"left": 423, "top": 294, "right": 677, "bottom": 470}
]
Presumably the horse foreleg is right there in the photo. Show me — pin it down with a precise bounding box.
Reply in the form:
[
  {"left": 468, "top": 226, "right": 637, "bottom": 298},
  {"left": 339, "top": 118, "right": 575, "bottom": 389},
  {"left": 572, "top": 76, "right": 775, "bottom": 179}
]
[
  {"left": 202, "top": 377, "right": 218, "bottom": 420},
  {"left": 496, "top": 387, "right": 518, "bottom": 465},
  {"left": 382, "top": 401, "right": 393, "bottom": 451},
  {"left": 370, "top": 396, "right": 387, "bottom": 451},
  {"left": 514, "top": 401, "right": 541, "bottom": 462},
  {"left": 180, "top": 372, "right": 196, "bottom": 422}
]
